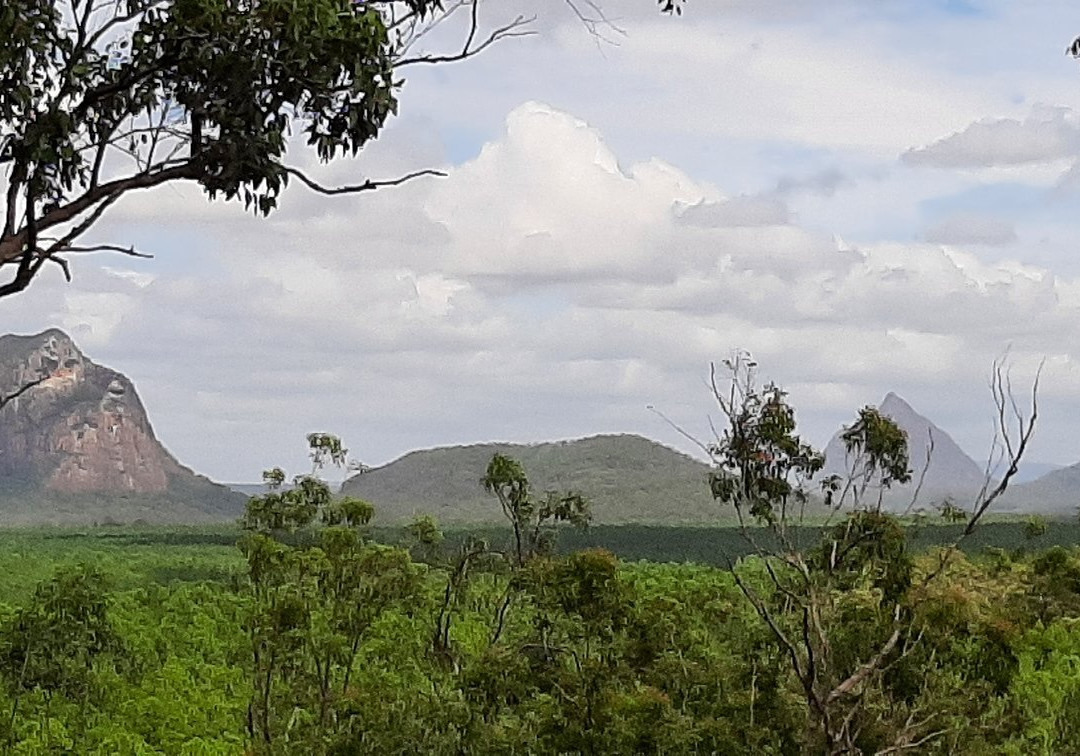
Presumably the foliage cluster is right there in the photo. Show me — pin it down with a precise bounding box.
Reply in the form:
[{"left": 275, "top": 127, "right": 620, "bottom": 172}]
[{"left": 0, "top": 529, "right": 1079, "bottom": 753}]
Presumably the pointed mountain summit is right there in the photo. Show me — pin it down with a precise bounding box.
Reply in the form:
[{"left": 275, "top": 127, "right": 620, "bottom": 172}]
[
  {"left": 822, "top": 393, "right": 987, "bottom": 509},
  {"left": 0, "top": 329, "right": 243, "bottom": 524}
]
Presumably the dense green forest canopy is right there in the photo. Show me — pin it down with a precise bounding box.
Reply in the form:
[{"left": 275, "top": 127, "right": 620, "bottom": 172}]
[{"left": 0, "top": 522, "right": 1079, "bottom": 753}]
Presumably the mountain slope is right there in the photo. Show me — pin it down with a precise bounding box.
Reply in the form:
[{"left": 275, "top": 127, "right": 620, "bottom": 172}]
[
  {"left": 822, "top": 393, "right": 988, "bottom": 509},
  {"left": 998, "top": 463, "right": 1080, "bottom": 514},
  {"left": 0, "top": 329, "right": 244, "bottom": 524},
  {"left": 340, "top": 434, "right": 723, "bottom": 525}
]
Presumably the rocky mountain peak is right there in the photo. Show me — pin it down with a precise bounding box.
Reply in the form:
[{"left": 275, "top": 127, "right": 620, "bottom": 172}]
[
  {"left": 1, "top": 329, "right": 167, "bottom": 493},
  {"left": 0, "top": 329, "right": 242, "bottom": 522},
  {"left": 823, "top": 393, "right": 988, "bottom": 508},
  {"left": 879, "top": 392, "right": 912, "bottom": 415}
]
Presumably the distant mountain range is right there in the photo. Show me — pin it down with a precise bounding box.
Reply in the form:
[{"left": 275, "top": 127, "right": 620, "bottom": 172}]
[
  {"left": 1012, "top": 462, "right": 1066, "bottom": 485},
  {"left": 820, "top": 393, "right": 1077, "bottom": 516},
  {"left": 999, "top": 464, "right": 1080, "bottom": 514},
  {"left": 338, "top": 396, "right": 1080, "bottom": 524},
  {"left": 3, "top": 327, "right": 1078, "bottom": 525},
  {"left": 0, "top": 329, "right": 244, "bottom": 524}
]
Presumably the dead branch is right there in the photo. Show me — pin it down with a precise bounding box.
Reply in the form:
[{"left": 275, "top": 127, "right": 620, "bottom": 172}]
[
  {"left": 921, "top": 356, "right": 1042, "bottom": 586},
  {"left": 51, "top": 244, "right": 153, "bottom": 258},
  {"left": 964, "top": 358, "right": 1043, "bottom": 535},
  {"left": 900, "top": 429, "right": 934, "bottom": 517},
  {"left": 565, "top": 0, "right": 627, "bottom": 46},
  {"left": 827, "top": 616, "right": 902, "bottom": 705}
]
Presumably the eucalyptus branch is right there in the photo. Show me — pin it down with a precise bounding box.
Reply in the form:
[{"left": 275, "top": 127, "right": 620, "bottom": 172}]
[
  {"left": 82, "top": 0, "right": 168, "bottom": 55},
  {"left": 51, "top": 243, "right": 152, "bottom": 258},
  {"left": 0, "top": 376, "right": 47, "bottom": 413},
  {"left": 397, "top": 12, "right": 536, "bottom": 66},
  {"left": 283, "top": 166, "right": 445, "bottom": 196}
]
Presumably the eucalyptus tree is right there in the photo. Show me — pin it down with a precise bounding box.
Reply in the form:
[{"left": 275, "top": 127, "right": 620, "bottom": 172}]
[
  {"left": 0, "top": 0, "right": 685, "bottom": 298},
  {"left": 706, "top": 352, "right": 1039, "bottom": 754},
  {"left": 0, "top": 565, "right": 121, "bottom": 749},
  {"left": 240, "top": 433, "right": 420, "bottom": 751},
  {"left": 430, "top": 453, "right": 590, "bottom": 663}
]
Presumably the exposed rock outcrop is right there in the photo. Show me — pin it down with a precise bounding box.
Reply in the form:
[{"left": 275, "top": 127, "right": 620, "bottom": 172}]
[{"left": 0, "top": 329, "right": 243, "bottom": 522}]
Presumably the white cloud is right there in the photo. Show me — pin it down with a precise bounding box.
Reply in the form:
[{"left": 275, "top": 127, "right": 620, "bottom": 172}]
[
  {"left": 677, "top": 196, "right": 790, "bottom": 228},
  {"left": 903, "top": 105, "right": 1080, "bottom": 168},
  {"left": 922, "top": 213, "right": 1018, "bottom": 247},
  {"left": 5, "top": 101, "right": 1078, "bottom": 480},
  {"left": 9, "top": 0, "right": 1080, "bottom": 480}
]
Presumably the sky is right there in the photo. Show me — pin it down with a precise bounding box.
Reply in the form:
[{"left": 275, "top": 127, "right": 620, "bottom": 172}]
[{"left": 5, "top": 0, "right": 1080, "bottom": 482}]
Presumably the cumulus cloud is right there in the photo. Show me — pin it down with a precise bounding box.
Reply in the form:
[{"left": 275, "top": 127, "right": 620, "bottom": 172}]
[
  {"left": 903, "top": 106, "right": 1080, "bottom": 169},
  {"left": 3, "top": 102, "right": 1078, "bottom": 481},
  {"left": 676, "top": 196, "right": 790, "bottom": 228},
  {"left": 921, "top": 213, "right": 1018, "bottom": 246},
  {"left": 774, "top": 168, "right": 850, "bottom": 198}
]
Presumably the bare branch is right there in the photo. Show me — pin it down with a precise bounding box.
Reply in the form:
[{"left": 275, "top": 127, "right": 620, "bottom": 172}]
[
  {"left": 284, "top": 166, "right": 445, "bottom": 197},
  {"left": 827, "top": 624, "right": 902, "bottom": 705},
  {"left": 39, "top": 190, "right": 126, "bottom": 261},
  {"left": 397, "top": 12, "right": 537, "bottom": 66},
  {"left": 0, "top": 376, "right": 47, "bottom": 412},
  {"left": 922, "top": 357, "right": 1042, "bottom": 585},
  {"left": 901, "top": 428, "right": 934, "bottom": 517},
  {"left": 875, "top": 726, "right": 951, "bottom": 755},
  {"left": 565, "top": 0, "right": 628, "bottom": 46},
  {"left": 963, "top": 358, "right": 1042, "bottom": 535},
  {"left": 53, "top": 244, "right": 152, "bottom": 258},
  {"left": 730, "top": 568, "right": 812, "bottom": 699},
  {"left": 46, "top": 254, "right": 72, "bottom": 282},
  {"left": 0, "top": 162, "right": 198, "bottom": 267},
  {"left": 646, "top": 405, "right": 714, "bottom": 458}
]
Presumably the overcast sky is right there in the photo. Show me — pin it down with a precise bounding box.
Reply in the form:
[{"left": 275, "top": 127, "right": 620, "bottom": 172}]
[{"left": 5, "top": 0, "right": 1080, "bottom": 482}]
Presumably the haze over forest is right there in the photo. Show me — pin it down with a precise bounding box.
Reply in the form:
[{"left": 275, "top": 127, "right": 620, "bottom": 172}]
[{"left": 0, "top": 328, "right": 1074, "bottom": 525}]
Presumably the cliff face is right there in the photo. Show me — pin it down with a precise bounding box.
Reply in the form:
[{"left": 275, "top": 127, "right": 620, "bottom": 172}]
[
  {"left": 0, "top": 329, "right": 243, "bottom": 522},
  {"left": 0, "top": 329, "right": 177, "bottom": 493}
]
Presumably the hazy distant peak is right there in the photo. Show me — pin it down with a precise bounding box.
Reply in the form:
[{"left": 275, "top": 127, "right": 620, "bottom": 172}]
[
  {"left": 879, "top": 392, "right": 917, "bottom": 418},
  {"left": 822, "top": 391, "right": 987, "bottom": 507}
]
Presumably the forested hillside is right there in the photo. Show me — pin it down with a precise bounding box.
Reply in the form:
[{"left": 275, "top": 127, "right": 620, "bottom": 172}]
[{"left": 341, "top": 434, "right": 727, "bottom": 524}]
